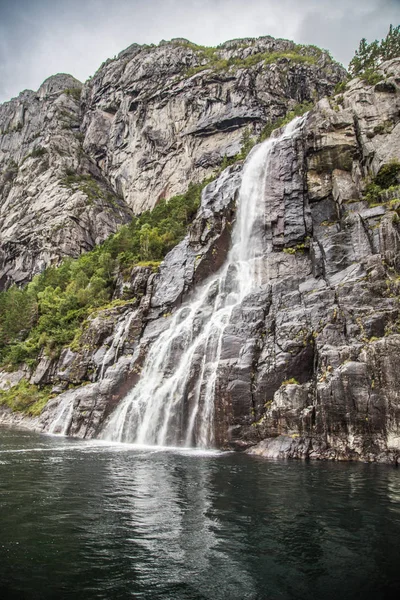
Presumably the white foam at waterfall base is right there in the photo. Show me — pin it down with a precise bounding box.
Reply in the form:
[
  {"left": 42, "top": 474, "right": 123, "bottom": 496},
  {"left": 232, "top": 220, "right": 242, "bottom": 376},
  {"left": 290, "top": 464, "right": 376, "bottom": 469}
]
[{"left": 100, "top": 117, "right": 305, "bottom": 448}]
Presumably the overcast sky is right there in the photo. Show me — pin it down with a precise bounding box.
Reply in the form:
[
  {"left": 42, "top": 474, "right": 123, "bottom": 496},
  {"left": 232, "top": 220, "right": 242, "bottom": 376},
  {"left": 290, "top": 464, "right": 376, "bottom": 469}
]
[{"left": 1, "top": 0, "right": 399, "bottom": 104}]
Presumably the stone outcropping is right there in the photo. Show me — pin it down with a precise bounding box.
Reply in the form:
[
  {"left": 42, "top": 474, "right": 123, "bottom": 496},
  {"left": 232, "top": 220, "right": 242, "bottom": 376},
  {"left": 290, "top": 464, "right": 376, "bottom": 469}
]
[
  {"left": 0, "top": 74, "right": 132, "bottom": 288},
  {"left": 81, "top": 37, "right": 344, "bottom": 213},
  {"left": 0, "top": 37, "right": 345, "bottom": 289},
  {"left": 1, "top": 48, "right": 399, "bottom": 463}
]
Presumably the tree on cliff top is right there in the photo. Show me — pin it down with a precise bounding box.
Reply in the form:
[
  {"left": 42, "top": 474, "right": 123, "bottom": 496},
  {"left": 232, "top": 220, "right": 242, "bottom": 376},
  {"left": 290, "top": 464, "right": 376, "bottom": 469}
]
[{"left": 349, "top": 24, "right": 400, "bottom": 76}]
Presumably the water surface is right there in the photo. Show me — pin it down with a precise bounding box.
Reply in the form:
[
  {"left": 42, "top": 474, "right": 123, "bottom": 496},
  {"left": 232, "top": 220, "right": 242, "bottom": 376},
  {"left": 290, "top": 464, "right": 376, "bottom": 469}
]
[{"left": 0, "top": 428, "right": 399, "bottom": 599}]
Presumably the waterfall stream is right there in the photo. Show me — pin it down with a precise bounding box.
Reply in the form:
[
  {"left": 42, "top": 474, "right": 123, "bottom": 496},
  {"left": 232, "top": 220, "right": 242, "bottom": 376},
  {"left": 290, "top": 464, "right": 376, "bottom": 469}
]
[
  {"left": 101, "top": 117, "right": 304, "bottom": 447},
  {"left": 99, "top": 310, "right": 137, "bottom": 379}
]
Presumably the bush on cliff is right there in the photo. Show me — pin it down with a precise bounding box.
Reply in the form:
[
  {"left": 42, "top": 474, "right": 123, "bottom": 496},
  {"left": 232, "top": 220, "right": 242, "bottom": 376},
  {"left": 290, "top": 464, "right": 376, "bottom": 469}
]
[
  {"left": 259, "top": 101, "right": 313, "bottom": 142},
  {"left": 0, "top": 181, "right": 208, "bottom": 369},
  {"left": 349, "top": 24, "right": 400, "bottom": 77}
]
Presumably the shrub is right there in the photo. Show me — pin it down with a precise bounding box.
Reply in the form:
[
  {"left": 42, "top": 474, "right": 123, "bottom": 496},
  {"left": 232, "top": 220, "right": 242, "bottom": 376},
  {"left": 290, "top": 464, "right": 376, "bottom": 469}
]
[
  {"left": 0, "top": 379, "right": 55, "bottom": 415},
  {"left": 349, "top": 25, "right": 400, "bottom": 77},
  {"left": 365, "top": 160, "right": 400, "bottom": 205},
  {"left": 23, "top": 146, "right": 47, "bottom": 162},
  {"left": 360, "top": 69, "right": 383, "bottom": 85},
  {"left": 282, "top": 378, "right": 300, "bottom": 386},
  {"left": 375, "top": 161, "right": 400, "bottom": 188},
  {"left": 259, "top": 101, "right": 313, "bottom": 142},
  {"left": 63, "top": 88, "right": 82, "bottom": 101},
  {"left": 334, "top": 80, "right": 349, "bottom": 94},
  {"left": 0, "top": 178, "right": 210, "bottom": 368}
]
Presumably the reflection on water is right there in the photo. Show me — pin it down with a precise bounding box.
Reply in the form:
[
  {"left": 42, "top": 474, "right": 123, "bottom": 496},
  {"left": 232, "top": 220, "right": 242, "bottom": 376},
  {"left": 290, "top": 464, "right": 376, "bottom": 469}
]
[{"left": 0, "top": 428, "right": 399, "bottom": 600}]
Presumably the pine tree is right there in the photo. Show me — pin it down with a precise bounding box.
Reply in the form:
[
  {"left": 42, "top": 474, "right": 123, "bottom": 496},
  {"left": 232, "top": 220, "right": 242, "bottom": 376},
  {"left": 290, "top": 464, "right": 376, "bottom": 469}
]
[
  {"left": 380, "top": 24, "right": 400, "bottom": 60},
  {"left": 349, "top": 37, "right": 379, "bottom": 76},
  {"left": 349, "top": 24, "right": 400, "bottom": 76}
]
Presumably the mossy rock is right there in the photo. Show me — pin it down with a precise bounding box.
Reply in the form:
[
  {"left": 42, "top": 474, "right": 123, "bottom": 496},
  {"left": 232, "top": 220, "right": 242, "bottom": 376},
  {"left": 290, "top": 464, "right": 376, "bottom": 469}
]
[{"left": 309, "top": 146, "right": 353, "bottom": 174}]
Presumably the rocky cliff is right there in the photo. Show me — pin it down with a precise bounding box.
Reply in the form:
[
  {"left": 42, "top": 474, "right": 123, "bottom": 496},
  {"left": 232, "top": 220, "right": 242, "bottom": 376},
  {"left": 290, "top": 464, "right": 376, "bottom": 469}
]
[
  {"left": 0, "top": 74, "right": 132, "bottom": 289},
  {"left": 1, "top": 43, "right": 399, "bottom": 463},
  {"left": 0, "top": 37, "right": 344, "bottom": 289}
]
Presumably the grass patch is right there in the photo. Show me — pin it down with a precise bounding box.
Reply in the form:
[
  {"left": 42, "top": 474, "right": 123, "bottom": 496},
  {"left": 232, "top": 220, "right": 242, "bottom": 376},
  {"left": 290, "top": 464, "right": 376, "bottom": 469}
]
[
  {"left": 282, "top": 378, "right": 300, "bottom": 386},
  {"left": 63, "top": 88, "right": 82, "bottom": 101},
  {"left": 0, "top": 379, "right": 55, "bottom": 416},
  {"left": 0, "top": 179, "right": 210, "bottom": 368},
  {"left": 60, "top": 172, "right": 119, "bottom": 206},
  {"left": 181, "top": 41, "right": 325, "bottom": 78}
]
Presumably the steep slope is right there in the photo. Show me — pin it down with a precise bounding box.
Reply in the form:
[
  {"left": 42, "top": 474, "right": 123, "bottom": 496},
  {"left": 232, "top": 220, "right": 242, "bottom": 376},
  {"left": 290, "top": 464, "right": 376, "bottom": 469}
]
[
  {"left": 0, "top": 36, "right": 345, "bottom": 289},
  {"left": 82, "top": 37, "right": 345, "bottom": 213},
  {"left": 0, "top": 74, "right": 132, "bottom": 289},
  {"left": 1, "top": 58, "right": 399, "bottom": 462}
]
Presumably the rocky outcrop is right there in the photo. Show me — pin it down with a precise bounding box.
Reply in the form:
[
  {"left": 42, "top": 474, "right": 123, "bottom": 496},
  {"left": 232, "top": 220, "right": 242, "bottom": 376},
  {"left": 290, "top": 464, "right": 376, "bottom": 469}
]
[
  {"left": 0, "top": 37, "right": 345, "bottom": 289},
  {"left": 245, "top": 58, "right": 400, "bottom": 461},
  {"left": 1, "top": 49, "right": 399, "bottom": 463},
  {"left": 82, "top": 37, "right": 345, "bottom": 213},
  {"left": 0, "top": 74, "right": 132, "bottom": 288}
]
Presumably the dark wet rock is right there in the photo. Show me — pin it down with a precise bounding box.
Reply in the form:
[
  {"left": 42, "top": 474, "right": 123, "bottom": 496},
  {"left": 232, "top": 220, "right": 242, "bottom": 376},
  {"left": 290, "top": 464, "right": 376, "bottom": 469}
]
[{"left": 1, "top": 57, "right": 400, "bottom": 463}]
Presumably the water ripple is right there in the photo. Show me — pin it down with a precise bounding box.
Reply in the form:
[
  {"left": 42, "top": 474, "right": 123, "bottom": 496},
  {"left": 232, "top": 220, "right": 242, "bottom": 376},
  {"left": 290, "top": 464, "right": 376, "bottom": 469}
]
[{"left": 0, "top": 428, "right": 399, "bottom": 600}]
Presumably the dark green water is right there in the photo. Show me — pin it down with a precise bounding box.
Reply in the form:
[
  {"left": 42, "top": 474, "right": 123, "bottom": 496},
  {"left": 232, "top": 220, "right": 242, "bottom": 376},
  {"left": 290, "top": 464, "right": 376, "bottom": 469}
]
[{"left": 0, "top": 428, "right": 399, "bottom": 600}]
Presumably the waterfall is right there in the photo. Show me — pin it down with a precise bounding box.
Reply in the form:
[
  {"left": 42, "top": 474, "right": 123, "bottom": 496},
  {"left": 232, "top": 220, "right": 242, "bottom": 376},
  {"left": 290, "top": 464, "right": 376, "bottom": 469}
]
[
  {"left": 48, "top": 394, "right": 75, "bottom": 436},
  {"left": 99, "top": 310, "right": 137, "bottom": 379},
  {"left": 101, "top": 117, "right": 304, "bottom": 448}
]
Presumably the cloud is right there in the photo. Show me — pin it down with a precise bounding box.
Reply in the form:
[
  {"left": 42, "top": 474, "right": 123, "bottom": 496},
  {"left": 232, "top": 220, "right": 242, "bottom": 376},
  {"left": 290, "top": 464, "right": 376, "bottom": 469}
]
[
  {"left": 0, "top": 0, "right": 399, "bottom": 103},
  {"left": 295, "top": 0, "right": 400, "bottom": 65}
]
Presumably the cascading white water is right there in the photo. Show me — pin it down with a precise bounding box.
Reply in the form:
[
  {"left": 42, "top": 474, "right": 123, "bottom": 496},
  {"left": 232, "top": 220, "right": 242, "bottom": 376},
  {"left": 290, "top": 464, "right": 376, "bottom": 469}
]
[
  {"left": 48, "top": 395, "right": 75, "bottom": 436},
  {"left": 99, "top": 310, "right": 137, "bottom": 379},
  {"left": 101, "top": 117, "right": 304, "bottom": 448}
]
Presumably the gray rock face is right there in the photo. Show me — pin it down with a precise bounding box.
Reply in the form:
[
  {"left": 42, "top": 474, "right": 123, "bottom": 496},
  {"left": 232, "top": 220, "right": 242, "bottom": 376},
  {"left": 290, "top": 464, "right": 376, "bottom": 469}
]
[
  {"left": 1, "top": 50, "right": 399, "bottom": 463},
  {"left": 245, "top": 59, "right": 400, "bottom": 461},
  {"left": 82, "top": 37, "right": 345, "bottom": 213},
  {"left": 0, "top": 74, "right": 133, "bottom": 288},
  {"left": 0, "top": 37, "right": 344, "bottom": 288}
]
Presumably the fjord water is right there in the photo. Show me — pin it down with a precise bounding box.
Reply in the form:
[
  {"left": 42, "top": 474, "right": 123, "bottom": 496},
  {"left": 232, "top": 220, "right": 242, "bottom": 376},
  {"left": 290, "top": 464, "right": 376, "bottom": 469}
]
[
  {"left": 101, "top": 119, "right": 304, "bottom": 447},
  {"left": 1, "top": 428, "right": 400, "bottom": 600}
]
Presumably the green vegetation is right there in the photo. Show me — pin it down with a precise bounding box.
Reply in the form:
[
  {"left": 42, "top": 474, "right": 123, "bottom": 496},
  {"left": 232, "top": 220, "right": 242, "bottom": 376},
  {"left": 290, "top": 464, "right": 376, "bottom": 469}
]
[
  {"left": 259, "top": 101, "right": 313, "bottom": 142},
  {"left": 365, "top": 160, "right": 400, "bottom": 205},
  {"left": 367, "top": 121, "right": 393, "bottom": 138},
  {"left": 281, "top": 378, "right": 300, "bottom": 386},
  {"left": 60, "top": 172, "right": 118, "bottom": 206},
  {"left": 283, "top": 240, "right": 309, "bottom": 255},
  {"left": 375, "top": 161, "right": 400, "bottom": 188},
  {"left": 349, "top": 24, "right": 400, "bottom": 77},
  {"left": 334, "top": 80, "right": 349, "bottom": 95},
  {"left": 30, "top": 146, "right": 47, "bottom": 159},
  {"left": 360, "top": 70, "right": 384, "bottom": 86},
  {"left": 0, "top": 181, "right": 208, "bottom": 369},
  {"left": 0, "top": 379, "right": 55, "bottom": 416},
  {"left": 180, "top": 41, "right": 325, "bottom": 78},
  {"left": 22, "top": 146, "right": 48, "bottom": 163},
  {"left": 63, "top": 87, "right": 82, "bottom": 101}
]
